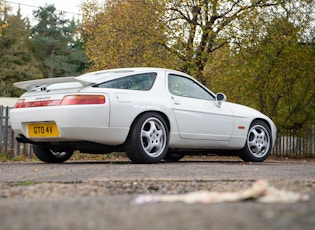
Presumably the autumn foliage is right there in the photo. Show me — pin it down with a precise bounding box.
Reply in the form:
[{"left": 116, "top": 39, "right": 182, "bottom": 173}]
[
  {"left": 80, "top": 0, "right": 314, "bottom": 133},
  {"left": 81, "top": 0, "right": 179, "bottom": 71},
  {"left": 0, "top": 0, "right": 314, "bottom": 134}
]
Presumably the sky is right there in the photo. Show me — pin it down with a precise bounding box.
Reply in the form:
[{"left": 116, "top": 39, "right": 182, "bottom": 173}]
[{"left": 4, "top": 0, "right": 84, "bottom": 22}]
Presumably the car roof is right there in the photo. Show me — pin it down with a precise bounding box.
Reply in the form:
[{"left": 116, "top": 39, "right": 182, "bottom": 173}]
[
  {"left": 77, "top": 67, "right": 191, "bottom": 84},
  {"left": 14, "top": 67, "right": 193, "bottom": 91}
]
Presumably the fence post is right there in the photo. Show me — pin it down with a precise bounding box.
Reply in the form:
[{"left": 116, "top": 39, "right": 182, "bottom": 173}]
[
  {"left": 312, "top": 125, "right": 315, "bottom": 156},
  {"left": 4, "top": 106, "right": 9, "bottom": 155},
  {"left": 0, "top": 105, "right": 3, "bottom": 152},
  {"left": 10, "top": 128, "right": 15, "bottom": 157}
]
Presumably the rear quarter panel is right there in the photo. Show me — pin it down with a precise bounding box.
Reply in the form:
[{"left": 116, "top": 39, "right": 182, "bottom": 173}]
[{"left": 79, "top": 70, "right": 177, "bottom": 139}]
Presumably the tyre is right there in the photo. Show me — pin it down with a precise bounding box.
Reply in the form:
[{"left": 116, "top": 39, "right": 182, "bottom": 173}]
[
  {"left": 239, "top": 120, "right": 272, "bottom": 162},
  {"left": 164, "top": 151, "right": 185, "bottom": 162},
  {"left": 33, "top": 146, "right": 73, "bottom": 163},
  {"left": 125, "top": 112, "right": 169, "bottom": 164}
]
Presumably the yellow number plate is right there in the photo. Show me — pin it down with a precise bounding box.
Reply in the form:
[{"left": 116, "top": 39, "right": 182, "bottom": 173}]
[{"left": 28, "top": 123, "right": 60, "bottom": 137}]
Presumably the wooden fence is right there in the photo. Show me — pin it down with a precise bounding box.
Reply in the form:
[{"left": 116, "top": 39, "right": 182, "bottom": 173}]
[{"left": 1, "top": 105, "right": 314, "bottom": 158}]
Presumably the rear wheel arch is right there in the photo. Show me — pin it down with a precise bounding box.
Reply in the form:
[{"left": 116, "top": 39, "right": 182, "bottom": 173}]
[{"left": 129, "top": 110, "right": 171, "bottom": 134}]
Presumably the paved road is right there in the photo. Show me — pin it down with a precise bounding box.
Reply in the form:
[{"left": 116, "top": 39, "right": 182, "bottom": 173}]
[
  {"left": 1, "top": 158, "right": 314, "bottom": 182},
  {"left": 0, "top": 158, "right": 314, "bottom": 230}
]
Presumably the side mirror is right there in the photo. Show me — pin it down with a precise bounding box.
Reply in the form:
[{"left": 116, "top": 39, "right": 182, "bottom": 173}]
[{"left": 215, "top": 92, "right": 226, "bottom": 107}]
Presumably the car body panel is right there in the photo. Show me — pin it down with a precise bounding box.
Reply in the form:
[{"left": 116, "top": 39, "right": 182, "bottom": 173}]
[{"left": 170, "top": 95, "right": 234, "bottom": 141}]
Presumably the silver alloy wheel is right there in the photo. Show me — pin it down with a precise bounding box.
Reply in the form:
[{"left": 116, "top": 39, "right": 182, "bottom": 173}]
[
  {"left": 140, "top": 117, "right": 167, "bottom": 158},
  {"left": 50, "top": 150, "right": 68, "bottom": 158},
  {"left": 246, "top": 124, "right": 271, "bottom": 158}
]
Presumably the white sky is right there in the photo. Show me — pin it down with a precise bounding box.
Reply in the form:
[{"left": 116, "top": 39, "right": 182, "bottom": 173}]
[{"left": 4, "top": 0, "right": 84, "bottom": 23}]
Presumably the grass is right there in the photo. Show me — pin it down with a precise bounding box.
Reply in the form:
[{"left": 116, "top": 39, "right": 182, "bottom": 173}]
[
  {"left": 0, "top": 152, "right": 34, "bottom": 162},
  {"left": 70, "top": 152, "right": 127, "bottom": 161}
]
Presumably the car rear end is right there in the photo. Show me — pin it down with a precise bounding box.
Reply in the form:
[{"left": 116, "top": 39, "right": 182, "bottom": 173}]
[{"left": 9, "top": 80, "right": 119, "bottom": 146}]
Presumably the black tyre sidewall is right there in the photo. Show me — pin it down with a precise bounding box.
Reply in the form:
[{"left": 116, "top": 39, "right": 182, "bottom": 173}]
[
  {"left": 125, "top": 112, "right": 169, "bottom": 164},
  {"left": 33, "top": 146, "right": 73, "bottom": 163},
  {"left": 163, "top": 152, "right": 185, "bottom": 162}
]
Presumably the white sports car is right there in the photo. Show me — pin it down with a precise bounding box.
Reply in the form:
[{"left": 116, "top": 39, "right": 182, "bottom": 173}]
[{"left": 10, "top": 68, "right": 276, "bottom": 163}]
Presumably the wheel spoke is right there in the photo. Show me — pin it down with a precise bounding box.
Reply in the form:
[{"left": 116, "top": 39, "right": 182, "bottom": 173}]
[
  {"left": 141, "top": 121, "right": 157, "bottom": 141},
  {"left": 248, "top": 142, "right": 257, "bottom": 152},
  {"left": 248, "top": 129, "right": 258, "bottom": 148},
  {"left": 260, "top": 131, "right": 266, "bottom": 140},
  {"left": 251, "top": 129, "right": 259, "bottom": 139},
  {"left": 145, "top": 141, "right": 155, "bottom": 153},
  {"left": 141, "top": 129, "right": 151, "bottom": 139},
  {"left": 148, "top": 120, "right": 157, "bottom": 132}
]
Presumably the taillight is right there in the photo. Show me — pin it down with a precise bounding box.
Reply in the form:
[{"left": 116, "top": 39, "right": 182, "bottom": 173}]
[
  {"left": 13, "top": 99, "right": 25, "bottom": 108},
  {"left": 13, "top": 95, "right": 105, "bottom": 108},
  {"left": 14, "top": 100, "right": 61, "bottom": 108},
  {"left": 61, "top": 95, "right": 105, "bottom": 105}
]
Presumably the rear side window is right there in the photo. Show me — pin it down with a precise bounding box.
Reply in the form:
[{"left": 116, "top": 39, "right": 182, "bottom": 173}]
[{"left": 96, "top": 73, "right": 157, "bottom": 91}]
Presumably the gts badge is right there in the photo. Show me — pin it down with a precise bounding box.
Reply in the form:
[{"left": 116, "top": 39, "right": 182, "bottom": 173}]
[{"left": 35, "top": 96, "right": 51, "bottom": 101}]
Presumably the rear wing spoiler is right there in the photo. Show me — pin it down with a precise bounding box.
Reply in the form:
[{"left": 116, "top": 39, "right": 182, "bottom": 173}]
[{"left": 13, "top": 77, "right": 93, "bottom": 92}]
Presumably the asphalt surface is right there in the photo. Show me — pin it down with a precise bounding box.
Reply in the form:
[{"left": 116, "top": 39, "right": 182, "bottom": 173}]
[{"left": 0, "top": 157, "right": 314, "bottom": 230}]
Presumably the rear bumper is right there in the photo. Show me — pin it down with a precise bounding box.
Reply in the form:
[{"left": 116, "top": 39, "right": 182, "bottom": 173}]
[{"left": 10, "top": 105, "right": 129, "bottom": 145}]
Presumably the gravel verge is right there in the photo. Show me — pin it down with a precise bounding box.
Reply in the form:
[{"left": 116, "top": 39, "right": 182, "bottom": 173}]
[
  {"left": 1, "top": 157, "right": 314, "bottom": 230},
  {"left": 1, "top": 179, "right": 314, "bottom": 199}
]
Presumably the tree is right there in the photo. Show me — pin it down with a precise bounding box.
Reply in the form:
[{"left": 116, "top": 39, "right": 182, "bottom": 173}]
[
  {"left": 31, "top": 4, "right": 87, "bottom": 78},
  {"left": 161, "top": 0, "right": 314, "bottom": 84},
  {"left": 81, "top": 0, "right": 179, "bottom": 71},
  {"left": 207, "top": 17, "right": 315, "bottom": 133},
  {"left": 0, "top": 8, "right": 42, "bottom": 97},
  {"left": 0, "top": 2, "right": 10, "bottom": 37},
  {"left": 0, "top": 2, "right": 6, "bottom": 37}
]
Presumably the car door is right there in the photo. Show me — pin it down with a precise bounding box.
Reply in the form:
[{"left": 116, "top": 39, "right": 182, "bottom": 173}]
[{"left": 168, "top": 74, "right": 234, "bottom": 141}]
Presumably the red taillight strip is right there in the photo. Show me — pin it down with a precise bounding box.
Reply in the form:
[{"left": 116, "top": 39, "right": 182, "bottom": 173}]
[
  {"left": 13, "top": 95, "right": 105, "bottom": 108},
  {"left": 13, "top": 99, "right": 25, "bottom": 108},
  {"left": 14, "top": 99, "right": 61, "bottom": 108},
  {"left": 61, "top": 95, "right": 105, "bottom": 105}
]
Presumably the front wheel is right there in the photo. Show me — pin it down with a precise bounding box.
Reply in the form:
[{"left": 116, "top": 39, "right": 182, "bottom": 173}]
[
  {"left": 125, "top": 112, "right": 169, "bottom": 164},
  {"left": 239, "top": 120, "right": 272, "bottom": 162},
  {"left": 33, "top": 146, "right": 73, "bottom": 163}
]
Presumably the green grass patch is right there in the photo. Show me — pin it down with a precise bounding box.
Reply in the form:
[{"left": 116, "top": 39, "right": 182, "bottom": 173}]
[
  {"left": 70, "top": 152, "right": 127, "bottom": 161},
  {"left": 0, "top": 152, "right": 35, "bottom": 162}
]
